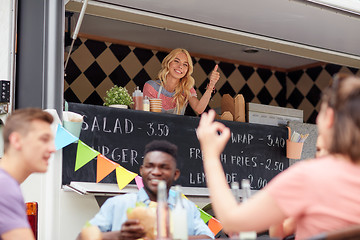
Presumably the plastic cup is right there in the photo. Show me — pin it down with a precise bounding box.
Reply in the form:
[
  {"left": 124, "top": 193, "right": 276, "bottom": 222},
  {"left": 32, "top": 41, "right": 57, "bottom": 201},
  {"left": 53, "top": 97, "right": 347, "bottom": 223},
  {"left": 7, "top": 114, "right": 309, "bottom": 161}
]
[
  {"left": 63, "top": 111, "right": 84, "bottom": 138},
  {"left": 149, "top": 99, "right": 162, "bottom": 113},
  {"left": 150, "top": 108, "right": 162, "bottom": 113}
]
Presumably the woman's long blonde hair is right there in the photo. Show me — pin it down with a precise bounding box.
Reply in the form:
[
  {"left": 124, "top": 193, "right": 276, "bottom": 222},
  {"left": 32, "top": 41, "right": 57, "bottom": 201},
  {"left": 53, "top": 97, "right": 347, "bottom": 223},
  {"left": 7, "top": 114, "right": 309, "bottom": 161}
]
[{"left": 158, "top": 48, "right": 195, "bottom": 114}]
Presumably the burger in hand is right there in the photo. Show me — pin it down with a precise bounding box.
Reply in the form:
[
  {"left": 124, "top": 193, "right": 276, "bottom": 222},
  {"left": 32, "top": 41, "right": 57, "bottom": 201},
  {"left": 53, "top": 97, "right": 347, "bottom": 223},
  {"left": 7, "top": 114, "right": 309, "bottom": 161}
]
[{"left": 127, "top": 202, "right": 156, "bottom": 239}]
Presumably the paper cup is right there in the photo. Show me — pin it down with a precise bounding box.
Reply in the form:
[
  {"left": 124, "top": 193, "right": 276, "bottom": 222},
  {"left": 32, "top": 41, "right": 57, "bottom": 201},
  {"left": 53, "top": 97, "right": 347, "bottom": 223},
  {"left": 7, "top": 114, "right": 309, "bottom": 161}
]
[
  {"left": 286, "top": 140, "right": 304, "bottom": 159},
  {"left": 63, "top": 111, "right": 84, "bottom": 138}
]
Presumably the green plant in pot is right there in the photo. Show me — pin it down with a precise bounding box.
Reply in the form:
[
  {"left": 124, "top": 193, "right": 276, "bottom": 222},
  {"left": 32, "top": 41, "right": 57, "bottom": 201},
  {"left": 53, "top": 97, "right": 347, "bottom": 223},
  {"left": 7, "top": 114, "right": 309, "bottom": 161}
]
[{"left": 103, "top": 85, "right": 134, "bottom": 108}]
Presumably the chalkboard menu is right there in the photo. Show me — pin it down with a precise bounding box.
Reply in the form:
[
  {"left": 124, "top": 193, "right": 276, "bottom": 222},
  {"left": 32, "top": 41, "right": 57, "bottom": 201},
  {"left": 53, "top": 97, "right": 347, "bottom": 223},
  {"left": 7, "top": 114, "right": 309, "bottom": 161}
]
[{"left": 63, "top": 103, "right": 289, "bottom": 190}]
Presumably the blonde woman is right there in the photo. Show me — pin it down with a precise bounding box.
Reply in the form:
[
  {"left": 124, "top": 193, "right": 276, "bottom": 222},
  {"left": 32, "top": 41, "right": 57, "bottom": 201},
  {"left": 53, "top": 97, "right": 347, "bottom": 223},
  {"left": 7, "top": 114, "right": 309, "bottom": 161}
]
[{"left": 143, "top": 48, "right": 220, "bottom": 115}]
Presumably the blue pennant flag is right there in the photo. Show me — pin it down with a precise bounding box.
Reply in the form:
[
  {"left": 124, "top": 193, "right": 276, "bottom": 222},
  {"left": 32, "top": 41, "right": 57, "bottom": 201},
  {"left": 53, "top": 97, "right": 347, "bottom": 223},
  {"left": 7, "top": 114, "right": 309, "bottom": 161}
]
[{"left": 55, "top": 124, "right": 78, "bottom": 150}]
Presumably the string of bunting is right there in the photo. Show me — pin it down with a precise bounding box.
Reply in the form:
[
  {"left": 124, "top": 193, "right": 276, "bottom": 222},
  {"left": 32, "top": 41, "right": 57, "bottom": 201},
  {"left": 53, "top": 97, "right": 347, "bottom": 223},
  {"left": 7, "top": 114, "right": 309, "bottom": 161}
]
[{"left": 55, "top": 123, "right": 223, "bottom": 235}]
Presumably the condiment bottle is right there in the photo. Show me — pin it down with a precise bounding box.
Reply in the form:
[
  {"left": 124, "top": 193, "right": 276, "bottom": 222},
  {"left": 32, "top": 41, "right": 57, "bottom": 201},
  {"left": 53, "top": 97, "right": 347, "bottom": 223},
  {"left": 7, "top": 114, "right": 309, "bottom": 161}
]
[
  {"left": 239, "top": 179, "right": 257, "bottom": 240},
  {"left": 231, "top": 181, "right": 240, "bottom": 203},
  {"left": 157, "top": 181, "right": 171, "bottom": 240},
  {"left": 143, "top": 96, "right": 150, "bottom": 111},
  {"left": 230, "top": 182, "right": 240, "bottom": 239},
  {"left": 171, "top": 185, "right": 188, "bottom": 240},
  {"left": 132, "top": 86, "right": 143, "bottom": 110}
]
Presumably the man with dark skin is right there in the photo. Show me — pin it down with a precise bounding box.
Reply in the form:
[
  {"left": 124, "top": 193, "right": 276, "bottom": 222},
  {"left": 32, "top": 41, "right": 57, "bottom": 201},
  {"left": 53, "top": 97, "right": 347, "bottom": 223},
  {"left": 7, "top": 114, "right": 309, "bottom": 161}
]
[{"left": 79, "top": 140, "right": 213, "bottom": 240}]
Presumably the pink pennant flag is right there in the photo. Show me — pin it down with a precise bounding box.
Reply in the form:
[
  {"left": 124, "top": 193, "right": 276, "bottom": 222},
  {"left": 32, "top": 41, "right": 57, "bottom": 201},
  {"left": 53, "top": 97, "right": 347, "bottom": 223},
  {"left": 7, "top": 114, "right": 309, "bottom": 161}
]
[{"left": 135, "top": 176, "right": 144, "bottom": 189}]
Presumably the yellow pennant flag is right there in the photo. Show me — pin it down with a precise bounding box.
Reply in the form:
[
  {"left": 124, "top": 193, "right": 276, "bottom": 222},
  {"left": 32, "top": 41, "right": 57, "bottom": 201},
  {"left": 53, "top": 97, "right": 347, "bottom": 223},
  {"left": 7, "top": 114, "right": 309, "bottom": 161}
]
[
  {"left": 115, "top": 166, "right": 138, "bottom": 190},
  {"left": 75, "top": 140, "right": 99, "bottom": 171}
]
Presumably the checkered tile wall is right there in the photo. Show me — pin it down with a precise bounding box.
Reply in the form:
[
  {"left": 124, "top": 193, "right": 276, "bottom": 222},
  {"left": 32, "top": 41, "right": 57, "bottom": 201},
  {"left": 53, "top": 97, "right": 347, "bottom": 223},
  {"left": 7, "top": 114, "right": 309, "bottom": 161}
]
[
  {"left": 64, "top": 37, "right": 359, "bottom": 123},
  {"left": 287, "top": 65, "right": 359, "bottom": 123}
]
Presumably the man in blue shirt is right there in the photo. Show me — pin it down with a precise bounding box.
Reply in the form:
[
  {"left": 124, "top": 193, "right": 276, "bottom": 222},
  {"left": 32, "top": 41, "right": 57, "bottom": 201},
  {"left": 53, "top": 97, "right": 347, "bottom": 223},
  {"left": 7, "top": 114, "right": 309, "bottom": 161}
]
[{"left": 80, "top": 140, "right": 214, "bottom": 240}]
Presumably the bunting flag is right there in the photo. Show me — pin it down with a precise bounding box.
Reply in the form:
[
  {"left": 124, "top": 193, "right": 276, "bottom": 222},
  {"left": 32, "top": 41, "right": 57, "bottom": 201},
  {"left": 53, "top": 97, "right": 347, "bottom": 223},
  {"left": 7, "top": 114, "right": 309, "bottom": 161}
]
[
  {"left": 199, "top": 208, "right": 213, "bottom": 223},
  {"left": 75, "top": 140, "right": 99, "bottom": 171},
  {"left": 115, "top": 166, "right": 138, "bottom": 190},
  {"left": 170, "top": 189, "right": 222, "bottom": 233},
  {"left": 96, "top": 154, "right": 120, "bottom": 183},
  {"left": 57, "top": 131, "right": 223, "bottom": 235},
  {"left": 207, "top": 217, "right": 223, "bottom": 236},
  {"left": 55, "top": 124, "right": 78, "bottom": 150},
  {"left": 134, "top": 176, "right": 144, "bottom": 189},
  {"left": 182, "top": 193, "right": 189, "bottom": 200}
]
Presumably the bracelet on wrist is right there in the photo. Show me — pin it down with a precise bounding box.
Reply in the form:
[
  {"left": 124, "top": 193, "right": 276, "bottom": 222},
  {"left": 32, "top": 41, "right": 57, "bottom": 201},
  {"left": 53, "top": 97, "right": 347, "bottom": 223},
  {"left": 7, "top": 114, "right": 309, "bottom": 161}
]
[{"left": 206, "top": 84, "right": 216, "bottom": 93}]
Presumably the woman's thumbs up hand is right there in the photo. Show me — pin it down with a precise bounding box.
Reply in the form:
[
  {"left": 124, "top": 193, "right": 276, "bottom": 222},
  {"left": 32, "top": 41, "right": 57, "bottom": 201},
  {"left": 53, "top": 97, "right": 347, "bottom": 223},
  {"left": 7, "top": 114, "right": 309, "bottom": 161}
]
[{"left": 209, "top": 64, "right": 220, "bottom": 90}]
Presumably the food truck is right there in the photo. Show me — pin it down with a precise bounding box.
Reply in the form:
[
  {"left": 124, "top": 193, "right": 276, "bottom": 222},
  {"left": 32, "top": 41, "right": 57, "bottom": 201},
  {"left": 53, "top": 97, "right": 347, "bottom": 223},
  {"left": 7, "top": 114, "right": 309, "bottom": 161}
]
[{"left": 1, "top": 0, "right": 360, "bottom": 239}]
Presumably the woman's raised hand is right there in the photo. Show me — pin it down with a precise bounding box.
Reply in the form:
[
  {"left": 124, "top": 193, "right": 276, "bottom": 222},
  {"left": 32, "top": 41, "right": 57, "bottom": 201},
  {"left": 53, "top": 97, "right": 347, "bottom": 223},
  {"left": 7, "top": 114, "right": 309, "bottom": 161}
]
[
  {"left": 196, "top": 110, "right": 231, "bottom": 160},
  {"left": 209, "top": 65, "right": 220, "bottom": 89}
]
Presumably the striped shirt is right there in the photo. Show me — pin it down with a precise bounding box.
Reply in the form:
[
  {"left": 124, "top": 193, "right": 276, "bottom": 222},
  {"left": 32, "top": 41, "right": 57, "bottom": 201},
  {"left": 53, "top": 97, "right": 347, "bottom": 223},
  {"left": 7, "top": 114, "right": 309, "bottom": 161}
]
[{"left": 143, "top": 80, "right": 197, "bottom": 115}]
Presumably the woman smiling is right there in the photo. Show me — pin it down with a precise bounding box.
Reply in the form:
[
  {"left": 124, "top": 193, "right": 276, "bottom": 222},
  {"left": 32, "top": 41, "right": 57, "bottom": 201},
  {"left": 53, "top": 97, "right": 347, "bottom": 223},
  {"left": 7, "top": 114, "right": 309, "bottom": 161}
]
[{"left": 143, "top": 48, "right": 220, "bottom": 115}]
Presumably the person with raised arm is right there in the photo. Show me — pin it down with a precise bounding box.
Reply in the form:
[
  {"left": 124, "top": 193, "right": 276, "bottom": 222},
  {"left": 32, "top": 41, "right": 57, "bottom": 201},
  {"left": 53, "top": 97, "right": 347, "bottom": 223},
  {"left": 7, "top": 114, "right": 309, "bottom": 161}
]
[
  {"left": 269, "top": 133, "right": 330, "bottom": 239},
  {"left": 196, "top": 74, "right": 360, "bottom": 239},
  {"left": 143, "top": 48, "right": 220, "bottom": 115}
]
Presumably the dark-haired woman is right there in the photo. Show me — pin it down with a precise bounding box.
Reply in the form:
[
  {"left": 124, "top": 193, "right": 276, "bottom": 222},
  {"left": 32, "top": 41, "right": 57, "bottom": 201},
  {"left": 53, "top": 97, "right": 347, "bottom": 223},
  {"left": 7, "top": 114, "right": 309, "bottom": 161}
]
[{"left": 196, "top": 74, "right": 360, "bottom": 239}]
